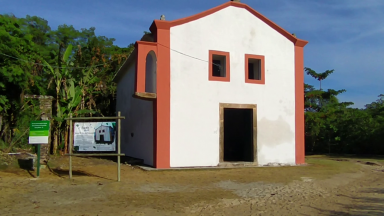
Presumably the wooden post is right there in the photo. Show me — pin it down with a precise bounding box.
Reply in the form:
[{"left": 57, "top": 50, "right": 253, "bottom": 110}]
[
  {"left": 117, "top": 111, "right": 121, "bottom": 182},
  {"left": 69, "top": 113, "right": 73, "bottom": 179},
  {"left": 36, "top": 144, "right": 41, "bottom": 177}
]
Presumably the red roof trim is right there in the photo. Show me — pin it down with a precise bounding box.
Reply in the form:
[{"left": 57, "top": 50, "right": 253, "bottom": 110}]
[{"left": 150, "top": 1, "right": 308, "bottom": 46}]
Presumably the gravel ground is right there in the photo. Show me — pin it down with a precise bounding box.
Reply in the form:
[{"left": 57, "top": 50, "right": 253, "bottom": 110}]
[{"left": 0, "top": 156, "right": 383, "bottom": 216}]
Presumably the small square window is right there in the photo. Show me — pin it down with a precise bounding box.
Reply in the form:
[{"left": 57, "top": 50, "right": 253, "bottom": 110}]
[
  {"left": 209, "top": 50, "right": 230, "bottom": 82},
  {"left": 245, "top": 54, "right": 265, "bottom": 84}
]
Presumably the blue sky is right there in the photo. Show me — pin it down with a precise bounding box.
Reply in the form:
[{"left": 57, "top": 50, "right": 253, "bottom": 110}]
[{"left": 2, "top": 0, "right": 383, "bottom": 108}]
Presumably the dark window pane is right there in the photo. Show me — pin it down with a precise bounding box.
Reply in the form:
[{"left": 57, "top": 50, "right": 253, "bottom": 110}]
[
  {"left": 212, "top": 59, "right": 222, "bottom": 77},
  {"left": 248, "top": 62, "right": 254, "bottom": 79},
  {"left": 248, "top": 59, "right": 261, "bottom": 80},
  {"left": 255, "top": 59, "right": 261, "bottom": 80}
]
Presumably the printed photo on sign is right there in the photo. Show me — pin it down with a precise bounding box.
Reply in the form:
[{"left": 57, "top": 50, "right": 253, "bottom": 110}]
[{"left": 73, "top": 122, "right": 116, "bottom": 152}]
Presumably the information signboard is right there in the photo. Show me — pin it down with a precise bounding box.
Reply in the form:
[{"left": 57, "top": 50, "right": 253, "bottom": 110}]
[
  {"left": 73, "top": 122, "right": 116, "bottom": 152},
  {"left": 29, "top": 121, "right": 50, "bottom": 144},
  {"left": 29, "top": 120, "right": 50, "bottom": 178}
]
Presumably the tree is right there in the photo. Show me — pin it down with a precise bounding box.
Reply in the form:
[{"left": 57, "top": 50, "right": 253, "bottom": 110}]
[
  {"left": 305, "top": 67, "right": 334, "bottom": 90},
  {"left": 305, "top": 67, "right": 384, "bottom": 155},
  {"left": 0, "top": 14, "right": 134, "bottom": 153},
  {"left": 0, "top": 14, "right": 43, "bottom": 150},
  {"left": 304, "top": 68, "right": 352, "bottom": 154}
]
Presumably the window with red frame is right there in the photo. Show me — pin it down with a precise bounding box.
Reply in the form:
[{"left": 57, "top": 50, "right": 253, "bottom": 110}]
[
  {"left": 245, "top": 54, "right": 265, "bottom": 84},
  {"left": 209, "top": 50, "right": 230, "bottom": 82}
]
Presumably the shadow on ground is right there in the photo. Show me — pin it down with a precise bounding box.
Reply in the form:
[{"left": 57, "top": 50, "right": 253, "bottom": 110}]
[
  {"left": 17, "top": 158, "right": 38, "bottom": 178},
  {"left": 308, "top": 188, "right": 384, "bottom": 216},
  {"left": 94, "top": 156, "right": 144, "bottom": 165},
  {"left": 48, "top": 167, "right": 113, "bottom": 181}
]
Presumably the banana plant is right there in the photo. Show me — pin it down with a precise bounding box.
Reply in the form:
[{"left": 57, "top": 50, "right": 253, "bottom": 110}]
[
  {"left": 45, "top": 44, "right": 82, "bottom": 153},
  {"left": 45, "top": 44, "right": 100, "bottom": 153}
]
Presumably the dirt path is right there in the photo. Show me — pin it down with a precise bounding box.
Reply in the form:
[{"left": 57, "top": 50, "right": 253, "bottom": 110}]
[
  {"left": 190, "top": 167, "right": 384, "bottom": 216},
  {"left": 0, "top": 157, "right": 383, "bottom": 216}
]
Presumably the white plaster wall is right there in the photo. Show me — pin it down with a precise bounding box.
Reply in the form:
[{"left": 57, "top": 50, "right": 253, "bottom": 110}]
[
  {"left": 169, "top": 6, "right": 296, "bottom": 167},
  {"left": 116, "top": 62, "right": 154, "bottom": 166}
]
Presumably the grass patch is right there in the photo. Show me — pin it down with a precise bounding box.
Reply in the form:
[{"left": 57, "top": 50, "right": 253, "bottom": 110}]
[
  {"left": 119, "top": 157, "right": 361, "bottom": 186},
  {"left": 302, "top": 157, "right": 360, "bottom": 179},
  {"left": 307, "top": 154, "right": 384, "bottom": 165},
  {"left": 0, "top": 153, "right": 18, "bottom": 171},
  {"left": 7, "top": 155, "right": 365, "bottom": 184}
]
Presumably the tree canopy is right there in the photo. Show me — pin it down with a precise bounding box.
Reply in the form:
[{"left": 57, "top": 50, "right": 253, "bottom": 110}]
[
  {"left": 305, "top": 68, "right": 384, "bottom": 155},
  {"left": 0, "top": 14, "right": 134, "bottom": 152}
]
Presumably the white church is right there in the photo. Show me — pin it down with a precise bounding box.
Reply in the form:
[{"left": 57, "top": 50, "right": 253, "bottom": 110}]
[{"left": 113, "top": 0, "right": 308, "bottom": 169}]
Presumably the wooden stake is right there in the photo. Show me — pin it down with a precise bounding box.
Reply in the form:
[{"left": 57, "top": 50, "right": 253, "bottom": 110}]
[
  {"left": 36, "top": 144, "right": 41, "bottom": 177},
  {"left": 69, "top": 113, "right": 73, "bottom": 179},
  {"left": 117, "top": 111, "right": 121, "bottom": 182}
]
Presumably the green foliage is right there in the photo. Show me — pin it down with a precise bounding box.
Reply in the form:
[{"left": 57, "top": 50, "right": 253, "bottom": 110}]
[
  {"left": 0, "top": 98, "right": 40, "bottom": 152},
  {"left": 305, "top": 67, "right": 334, "bottom": 90},
  {"left": 305, "top": 68, "right": 384, "bottom": 155},
  {"left": 0, "top": 14, "right": 133, "bottom": 152},
  {"left": 0, "top": 14, "right": 48, "bottom": 151}
]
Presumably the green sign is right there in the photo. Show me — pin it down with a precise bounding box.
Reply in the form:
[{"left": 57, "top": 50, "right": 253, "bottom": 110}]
[{"left": 29, "top": 121, "right": 50, "bottom": 144}]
